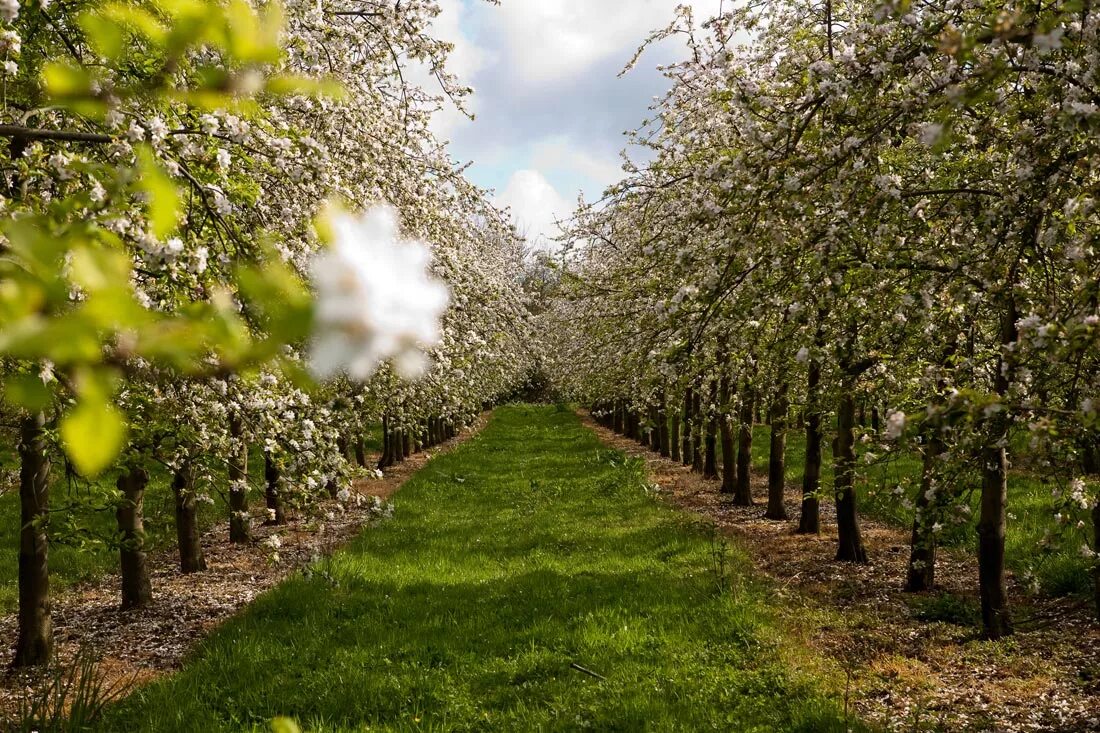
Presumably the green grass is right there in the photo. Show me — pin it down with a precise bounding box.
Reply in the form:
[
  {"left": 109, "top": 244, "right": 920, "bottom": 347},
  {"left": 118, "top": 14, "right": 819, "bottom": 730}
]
[
  {"left": 741, "top": 425, "right": 1091, "bottom": 597},
  {"left": 101, "top": 405, "right": 858, "bottom": 732}
]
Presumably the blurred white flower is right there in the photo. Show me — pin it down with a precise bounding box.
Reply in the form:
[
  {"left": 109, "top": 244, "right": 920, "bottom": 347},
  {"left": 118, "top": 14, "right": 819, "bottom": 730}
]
[
  {"left": 0, "top": 0, "right": 18, "bottom": 24},
  {"left": 885, "top": 410, "right": 906, "bottom": 440},
  {"left": 309, "top": 204, "right": 450, "bottom": 381}
]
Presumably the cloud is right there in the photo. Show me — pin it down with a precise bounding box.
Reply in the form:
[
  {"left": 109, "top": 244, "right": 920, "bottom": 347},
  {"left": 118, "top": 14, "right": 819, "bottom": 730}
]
[
  {"left": 426, "top": 1, "right": 728, "bottom": 249},
  {"left": 488, "top": 0, "right": 724, "bottom": 84},
  {"left": 494, "top": 169, "right": 573, "bottom": 252},
  {"left": 529, "top": 137, "right": 625, "bottom": 196},
  {"left": 411, "top": 0, "right": 491, "bottom": 139}
]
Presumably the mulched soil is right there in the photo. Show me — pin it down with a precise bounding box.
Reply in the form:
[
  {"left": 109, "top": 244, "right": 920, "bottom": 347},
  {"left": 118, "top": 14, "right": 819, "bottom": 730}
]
[
  {"left": 581, "top": 412, "right": 1100, "bottom": 733},
  {"left": 0, "top": 415, "right": 487, "bottom": 717}
]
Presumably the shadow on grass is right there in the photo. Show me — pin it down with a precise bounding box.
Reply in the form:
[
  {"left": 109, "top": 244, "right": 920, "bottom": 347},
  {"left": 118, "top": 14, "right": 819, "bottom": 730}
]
[{"left": 99, "top": 406, "right": 861, "bottom": 733}]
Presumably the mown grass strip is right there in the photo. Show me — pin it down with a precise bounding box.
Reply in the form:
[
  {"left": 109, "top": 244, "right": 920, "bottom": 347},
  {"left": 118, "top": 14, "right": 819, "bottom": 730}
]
[{"left": 102, "top": 405, "right": 857, "bottom": 732}]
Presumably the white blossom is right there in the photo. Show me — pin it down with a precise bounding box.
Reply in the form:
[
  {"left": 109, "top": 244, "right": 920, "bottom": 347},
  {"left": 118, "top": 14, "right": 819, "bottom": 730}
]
[
  {"left": 309, "top": 205, "right": 450, "bottom": 381},
  {"left": 884, "top": 410, "right": 906, "bottom": 440}
]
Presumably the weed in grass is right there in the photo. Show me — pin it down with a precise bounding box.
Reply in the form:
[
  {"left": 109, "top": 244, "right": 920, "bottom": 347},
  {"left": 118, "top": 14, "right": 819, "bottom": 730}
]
[
  {"left": 4, "top": 646, "right": 133, "bottom": 733},
  {"left": 908, "top": 592, "right": 981, "bottom": 627}
]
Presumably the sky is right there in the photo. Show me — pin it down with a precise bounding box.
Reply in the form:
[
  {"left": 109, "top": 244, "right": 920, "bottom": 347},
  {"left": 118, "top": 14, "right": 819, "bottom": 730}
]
[{"left": 424, "top": 0, "right": 727, "bottom": 251}]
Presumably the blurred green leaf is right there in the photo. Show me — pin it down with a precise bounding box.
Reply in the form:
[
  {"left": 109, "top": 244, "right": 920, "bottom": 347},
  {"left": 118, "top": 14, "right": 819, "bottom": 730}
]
[
  {"left": 61, "top": 395, "right": 127, "bottom": 478},
  {"left": 270, "top": 718, "right": 301, "bottom": 733},
  {"left": 136, "top": 145, "right": 181, "bottom": 239},
  {"left": 4, "top": 373, "right": 54, "bottom": 412}
]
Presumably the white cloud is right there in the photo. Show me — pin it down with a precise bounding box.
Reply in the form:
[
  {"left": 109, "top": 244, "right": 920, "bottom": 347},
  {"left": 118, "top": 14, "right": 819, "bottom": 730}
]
[
  {"left": 412, "top": 0, "right": 491, "bottom": 139},
  {"left": 529, "top": 137, "right": 624, "bottom": 195},
  {"left": 489, "top": 0, "right": 725, "bottom": 83},
  {"left": 494, "top": 169, "right": 572, "bottom": 251}
]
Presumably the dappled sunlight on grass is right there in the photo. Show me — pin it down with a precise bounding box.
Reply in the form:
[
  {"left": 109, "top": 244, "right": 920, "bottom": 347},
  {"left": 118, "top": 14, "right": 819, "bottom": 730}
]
[{"left": 101, "top": 406, "right": 857, "bottom": 732}]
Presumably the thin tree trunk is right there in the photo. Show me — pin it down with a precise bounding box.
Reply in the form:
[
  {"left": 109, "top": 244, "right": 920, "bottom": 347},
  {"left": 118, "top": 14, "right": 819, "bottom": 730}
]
[
  {"left": 229, "top": 414, "right": 250, "bottom": 544},
  {"left": 734, "top": 388, "right": 755, "bottom": 506},
  {"left": 905, "top": 433, "right": 942, "bottom": 592},
  {"left": 173, "top": 461, "right": 207, "bottom": 574},
  {"left": 906, "top": 344, "right": 956, "bottom": 592},
  {"left": 704, "top": 382, "right": 719, "bottom": 479},
  {"left": 355, "top": 436, "right": 367, "bottom": 467},
  {"left": 14, "top": 411, "right": 51, "bottom": 667},
  {"left": 263, "top": 452, "right": 287, "bottom": 525},
  {"left": 834, "top": 390, "right": 867, "bottom": 562},
  {"left": 682, "top": 388, "right": 693, "bottom": 466},
  {"left": 378, "top": 414, "right": 392, "bottom": 469},
  {"left": 117, "top": 467, "right": 153, "bottom": 610},
  {"left": 649, "top": 404, "right": 661, "bottom": 452},
  {"left": 658, "top": 393, "right": 670, "bottom": 458},
  {"left": 978, "top": 303, "right": 1016, "bottom": 638},
  {"left": 720, "top": 378, "right": 736, "bottom": 494},
  {"left": 691, "top": 388, "right": 704, "bottom": 473},
  {"left": 798, "top": 357, "right": 822, "bottom": 534},
  {"left": 670, "top": 401, "right": 681, "bottom": 462},
  {"left": 765, "top": 387, "right": 789, "bottom": 520}
]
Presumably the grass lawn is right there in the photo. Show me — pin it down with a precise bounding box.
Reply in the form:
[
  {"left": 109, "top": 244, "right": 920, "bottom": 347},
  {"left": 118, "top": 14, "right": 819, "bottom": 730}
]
[{"left": 101, "top": 405, "right": 857, "bottom": 732}]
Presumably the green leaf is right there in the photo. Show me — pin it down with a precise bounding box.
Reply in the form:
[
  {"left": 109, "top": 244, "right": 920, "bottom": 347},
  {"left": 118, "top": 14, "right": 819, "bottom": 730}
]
[
  {"left": 78, "top": 13, "right": 128, "bottom": 62},
  {"left": 269, "top": 718, "right": 301, "bottom": 733},
  {"left": 136, "top": 146, "right": 181, "bottom": 239},
  {"left": 4, "top": 373, "right": 54, "bottom": 411},
  {"left": 41, "top": 62, "right": 95, "bottom": 98},
  {"left": 61, "top": 396, "right": 127, "bottom": 478}
]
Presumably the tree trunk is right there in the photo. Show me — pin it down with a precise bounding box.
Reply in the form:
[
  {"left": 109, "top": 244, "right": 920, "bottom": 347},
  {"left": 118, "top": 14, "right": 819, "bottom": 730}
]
[
  {"left": 1088, "top": 436, "right": 1100, "bottom": 621},
  {"left": 263, "top": 452, "right": 287, "bottom": 525},
  {"left": 978, "top": 441, "right": 1011, "bottom": 636},
  {"left": 173, "top": 462, "right": 207, "bottom": 574},
  {"left": 229, "top": 414, "right": 250, "bottom": 544},
  {"left": 649, "top": 405, "right": 661, "bottom": 452},
  {"left": 691, "top": 388, "right": 704, "bottom": 473},
  {"left": 905, "top": 434, "right": 941, "bottom": 592},
  {"left": 704, "top": 381, "right": 719, "bottom": 479},
  {"left": 378, "top": 414, "right": 392, "bottom": 469},
  {"left": 354, "top": 436, "right": 367, "bottom": 467},
  {"left": 117, "top": 467, "right": 153, "bottom": 610},
  {"left": 765, "top": 388, "right": 789, "bottom": 520},
  {"left": 977, "top": 303, "right": 1016, "bottom": 638},
  {"left": 734, "top": 389, "right": 755, "bottom": 506},
  {"left": 682, "top": 388, "right": 693, "bottom": 466},
  {"left": 834, "top": 391, "right": 867, "bottom": 562},
  {"left": 798, "top": 358, "right": 822, "bottom": 534},
  {"left": 669, "top": 402, "right": 681, "bottom": 462},
  {"left": 719, "top": 378, "right": 736, "bottom": 494},
  {"left": 658, "top": 393, "right": 670, "bottom": 458},
  {"left": 1093, "top": 499, "right": 1100, "bottom": 622},
  {"left": 14, "top": 411, "right": 52, "bottom": 668}
]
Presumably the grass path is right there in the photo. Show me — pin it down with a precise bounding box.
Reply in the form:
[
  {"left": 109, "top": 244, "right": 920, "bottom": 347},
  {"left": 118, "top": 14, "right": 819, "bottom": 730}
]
[{"left": 102, "top": 405, "right": 853, "bottom": 732}]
